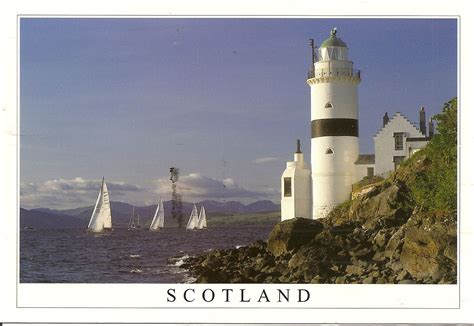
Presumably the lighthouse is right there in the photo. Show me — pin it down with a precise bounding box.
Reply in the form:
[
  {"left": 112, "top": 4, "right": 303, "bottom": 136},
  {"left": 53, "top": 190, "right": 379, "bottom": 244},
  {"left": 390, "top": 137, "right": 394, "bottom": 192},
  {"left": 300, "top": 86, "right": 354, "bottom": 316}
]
[{"left": 307, "top": 28, "right": 361, "bottom": 219}]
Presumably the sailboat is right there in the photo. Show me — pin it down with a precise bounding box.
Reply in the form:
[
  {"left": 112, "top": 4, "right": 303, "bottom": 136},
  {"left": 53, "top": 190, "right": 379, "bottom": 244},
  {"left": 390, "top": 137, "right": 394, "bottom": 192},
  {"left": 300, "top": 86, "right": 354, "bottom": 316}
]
[
  {"left": 128, "top": 206, "right": 137, "bottom": 230},
  {"left": 87, "top": 177, "right": 112, "bottom": 233},
  {"left": 186, "top": 204, "right": 199, "bottom": 230},
  {"left": 197, "top": 206, "right": 207, "bottom": 230},
  {"left": 149, "top": 198, "right": 164, "bottom": 231},
  {"left": 128, "top": 206, "right": 143, "bottom": 230}
]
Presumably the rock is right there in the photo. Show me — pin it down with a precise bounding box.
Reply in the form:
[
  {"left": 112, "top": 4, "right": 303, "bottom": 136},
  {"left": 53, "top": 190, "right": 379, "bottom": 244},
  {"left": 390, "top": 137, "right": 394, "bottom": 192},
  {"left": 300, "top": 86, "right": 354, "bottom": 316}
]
[
  {"left": 400, "top": 210, "right": 456, "bottom": 282},
  {"left": 335, "top": 276, "right": 346, "bottom": 284},
  {"left": 396, "top": 269, "right": 408, "bottom": 281},
  {"left": 372, "top": 251, "right": 386, "bottom": 262},
  {"left": 362, "top": 276, "right": 374, "bottom": 284},
  {"left": 255, "top": 273, "right": 267, "bottom": 283},
  {"left": 398, "top": 279, "right": 417, "bottom": 284},
  {"left": 196, "top": 269, "right": 229, "bottom": 283},
  {"left": 373, "top": 230, "right": 387, "bottom": 247},
  {"left": 444, "top": 241, "right": 457, "bottom": 262},
  {"left": 385, "top": 227, "right": 405, "bottom": 259},
  {"left": 345, "top": 265, "right": 364, "bottom": 276},
  {"left": 401, "top": 228, "right": 438, "bottom": 275},
  {"left": 267, "top": 218, "right": 324, "bottom": 256},
  {"left": 349, "top": 247, "right": 372, "bottom": 258}
]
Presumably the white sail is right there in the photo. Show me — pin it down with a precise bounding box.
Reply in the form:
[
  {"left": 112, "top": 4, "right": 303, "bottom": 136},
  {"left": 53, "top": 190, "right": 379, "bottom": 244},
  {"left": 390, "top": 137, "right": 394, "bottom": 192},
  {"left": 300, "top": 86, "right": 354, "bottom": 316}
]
[
  {"left": 150, "top": 198, "right": 165, "bottom": 231},
  {"left": 128, "top": 206, "right": 136, "bottom": 229},
  {"left": 197, "top": 206, "right": 207, "bottom": 229},
  {"left": 87, "top": 178, "right": 112, "bottom": 232},
  {"left": 186, "top": 204, "right": 199, "bottom": 230}
]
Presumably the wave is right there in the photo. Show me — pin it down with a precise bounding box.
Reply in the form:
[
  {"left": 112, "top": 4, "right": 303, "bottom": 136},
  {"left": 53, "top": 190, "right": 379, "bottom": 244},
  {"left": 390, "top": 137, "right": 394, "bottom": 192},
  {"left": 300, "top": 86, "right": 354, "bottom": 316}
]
[{"left": 168, "top": 254, "right": 190, "bottom": 267}]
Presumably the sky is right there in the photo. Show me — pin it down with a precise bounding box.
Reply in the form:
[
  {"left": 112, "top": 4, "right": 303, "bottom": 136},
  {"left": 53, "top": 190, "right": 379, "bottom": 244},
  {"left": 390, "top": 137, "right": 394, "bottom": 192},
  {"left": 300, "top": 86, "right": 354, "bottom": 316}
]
[{"left": 19, "top": 18, "right": 457, "bottom": 209}]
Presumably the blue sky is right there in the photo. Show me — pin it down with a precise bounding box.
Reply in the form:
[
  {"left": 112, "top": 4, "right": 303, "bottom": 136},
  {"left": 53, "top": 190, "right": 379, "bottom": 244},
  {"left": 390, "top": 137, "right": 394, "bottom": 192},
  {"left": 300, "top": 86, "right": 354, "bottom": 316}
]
[{"left": 20, "top": 18, "right": 457, "bottom": 209}]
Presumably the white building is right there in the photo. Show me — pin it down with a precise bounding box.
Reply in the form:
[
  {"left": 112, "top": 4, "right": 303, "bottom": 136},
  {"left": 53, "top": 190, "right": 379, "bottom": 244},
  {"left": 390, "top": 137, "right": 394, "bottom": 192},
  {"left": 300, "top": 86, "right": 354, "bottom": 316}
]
[
  {"left": 373, "top": 109, "right": 433, "bottom": 175},
  {"left": 280, "top": 140, "right": 312, "bottom": 221},
  {"left": 280, "top": 29, "right": 434, "bottom": 221}
]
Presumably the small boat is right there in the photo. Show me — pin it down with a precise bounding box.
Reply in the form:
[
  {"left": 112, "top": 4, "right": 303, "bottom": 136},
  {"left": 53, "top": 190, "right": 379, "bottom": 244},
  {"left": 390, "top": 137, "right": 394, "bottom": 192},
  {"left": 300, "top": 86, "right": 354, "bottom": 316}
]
[
  {"left": 128, "top": 206, "right": 136, "bottom": 230},
  {"left": 196, "top": 206, "right": 207, "bottom": 230},
  {"left": 87, "top": 177, "right": 113, "bottom": 233},
  {"left": 128, "top": 206, "right": 143, "bottom": 230},
  {"left": 186, "top": 204, "right": 199, "bottom": 230},
  {"left": 149, "top": 198, "right": 164, "bottom": 231}
]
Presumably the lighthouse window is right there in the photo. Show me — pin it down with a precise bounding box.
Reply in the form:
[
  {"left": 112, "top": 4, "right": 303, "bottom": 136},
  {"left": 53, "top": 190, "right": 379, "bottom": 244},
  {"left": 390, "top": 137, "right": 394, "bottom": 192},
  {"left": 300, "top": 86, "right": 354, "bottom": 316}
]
[
  {"left": 325, "top": 148, "right": 334, "bottom": 154},
  {"left": 394, "top": 132, "right": 404, "bottom": 150},
  {"left": 284, "top": 177, "right": 292, "bottom": 197},
  {"left": 325, "top": 102, "right": 334, "bottom": 109}
]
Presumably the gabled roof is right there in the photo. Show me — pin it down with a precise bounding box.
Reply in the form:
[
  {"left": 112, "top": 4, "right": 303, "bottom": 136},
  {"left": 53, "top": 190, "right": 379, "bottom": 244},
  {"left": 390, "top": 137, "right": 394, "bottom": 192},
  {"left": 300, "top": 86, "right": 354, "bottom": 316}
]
[
  {"left": 355, "top": 154, "right": 375, "bottom": 165},
  {"left": 374, "top": 112, "right": 423, "bottom": 138}
]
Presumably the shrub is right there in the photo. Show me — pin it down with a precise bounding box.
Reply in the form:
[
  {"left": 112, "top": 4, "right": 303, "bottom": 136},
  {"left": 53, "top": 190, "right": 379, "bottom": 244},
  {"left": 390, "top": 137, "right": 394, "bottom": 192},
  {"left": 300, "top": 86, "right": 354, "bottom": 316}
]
[{"left": 408, "top": 98, "right": 457, "bottom": 211}]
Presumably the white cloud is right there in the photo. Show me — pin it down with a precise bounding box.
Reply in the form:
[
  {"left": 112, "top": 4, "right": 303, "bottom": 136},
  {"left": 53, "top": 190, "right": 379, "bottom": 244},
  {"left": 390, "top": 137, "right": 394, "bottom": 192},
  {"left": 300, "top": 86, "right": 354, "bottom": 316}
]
[
  {"left": 253, "top": 157, "right": 279, "bottom": 164},
  {"left": 155, "top": 173, "right": 275, "bottom": 202},
  {"left": 20, "top": 177, "right": 142, "bottom": 209},
  {"left": 21, "top": 174, "right": 279, "bottom": 209}
]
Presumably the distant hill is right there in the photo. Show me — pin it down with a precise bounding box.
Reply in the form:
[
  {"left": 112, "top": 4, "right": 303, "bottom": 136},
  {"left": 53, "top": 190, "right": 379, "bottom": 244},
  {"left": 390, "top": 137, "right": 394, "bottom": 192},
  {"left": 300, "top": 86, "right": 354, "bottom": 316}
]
[
  {"left": 23, "top": 200, "right": 279, "bottom": 229},
  {"left": 20, "top": 208, "right": 84, "bottom": 229}
]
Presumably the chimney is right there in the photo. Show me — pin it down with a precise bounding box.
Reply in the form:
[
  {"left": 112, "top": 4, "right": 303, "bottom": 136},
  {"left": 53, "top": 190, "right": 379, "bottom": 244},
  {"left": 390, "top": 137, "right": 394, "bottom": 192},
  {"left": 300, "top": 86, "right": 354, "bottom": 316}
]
[
  {"left": 296, "top": 139, "right": 302, "bottom": 153},
  {"left": 383, "top": 112, "right": 389, "bottom": 127},
  {"left": 419, "top": 106, "right": 426, "bottom": 136},
  {"left": 429, "top": 117, "right": 435, "bottom": 138}
]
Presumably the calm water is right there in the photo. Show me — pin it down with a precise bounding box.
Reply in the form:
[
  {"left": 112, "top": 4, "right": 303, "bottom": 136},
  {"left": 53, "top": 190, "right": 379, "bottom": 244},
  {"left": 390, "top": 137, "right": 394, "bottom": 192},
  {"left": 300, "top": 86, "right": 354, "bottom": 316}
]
[{"left": 20, "top": 223, "right": 275, "bottom": 283}]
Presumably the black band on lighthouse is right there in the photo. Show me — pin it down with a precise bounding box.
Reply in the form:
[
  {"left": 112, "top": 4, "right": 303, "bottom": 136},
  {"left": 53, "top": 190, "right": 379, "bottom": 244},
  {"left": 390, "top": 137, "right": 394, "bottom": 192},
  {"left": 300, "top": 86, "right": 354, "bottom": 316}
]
[{"left": 311, "top": 118, "right": 359, "bottom": 138}]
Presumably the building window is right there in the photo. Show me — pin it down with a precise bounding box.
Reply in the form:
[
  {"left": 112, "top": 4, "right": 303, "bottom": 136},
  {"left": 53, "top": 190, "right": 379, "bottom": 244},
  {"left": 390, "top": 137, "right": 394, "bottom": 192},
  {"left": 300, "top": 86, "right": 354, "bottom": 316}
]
[
  {"left": 284, "top": 177, "right": 292, "bottom": 197},
  {"left": 324, "top": 102, "right": 333, "bottom": 109},
  {"left": 367, "top": 167, "right": 374, "bottom": 178},
  {"left": 394, "top": 132, "right": 404, "bottom": 150},
  {"left": 325, "top": 148, "right": 334, "bottom": 154},
  {"left": 393, "top": 156, "right": 405, "bottom": 169}
]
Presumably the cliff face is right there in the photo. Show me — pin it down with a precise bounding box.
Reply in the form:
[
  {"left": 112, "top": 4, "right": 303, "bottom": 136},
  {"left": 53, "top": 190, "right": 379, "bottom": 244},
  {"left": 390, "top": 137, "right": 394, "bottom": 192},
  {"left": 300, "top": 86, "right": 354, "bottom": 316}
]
[
  {"left": 180, "top": 98, "right": 457, "bottom": 284},
  {"left": 179, "top": 178, "right": 455, "bottom": 283},
  {"left": 181, "top": 181, "right": 455, "bottom": 284}
]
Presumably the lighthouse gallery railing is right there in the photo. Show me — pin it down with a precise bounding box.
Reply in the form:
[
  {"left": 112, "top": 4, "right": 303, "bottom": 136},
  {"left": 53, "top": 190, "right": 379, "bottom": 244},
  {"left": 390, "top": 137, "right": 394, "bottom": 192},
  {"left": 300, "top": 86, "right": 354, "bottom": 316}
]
[{"left": 308, "top": 67, "right": 361, "bottom": 79}]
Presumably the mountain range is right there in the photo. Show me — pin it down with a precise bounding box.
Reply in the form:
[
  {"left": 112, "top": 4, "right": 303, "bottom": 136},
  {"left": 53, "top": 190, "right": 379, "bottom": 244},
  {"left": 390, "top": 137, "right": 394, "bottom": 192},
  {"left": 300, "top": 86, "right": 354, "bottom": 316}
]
[{"left": 20, "top": 200, "right": 279, "bottom": 229}]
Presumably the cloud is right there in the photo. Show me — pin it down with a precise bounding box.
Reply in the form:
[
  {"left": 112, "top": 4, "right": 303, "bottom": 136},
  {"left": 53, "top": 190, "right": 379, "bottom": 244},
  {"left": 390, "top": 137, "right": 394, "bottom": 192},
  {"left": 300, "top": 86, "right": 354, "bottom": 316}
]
[
  {"left": 20, "top": 174, "right": 279, "bottom": 209},
  {"left": 20, "top": 177, "right": 142, "bottom": 209},
  {"left": 155, "top": 173, "right": 275, "bottom": 202},
  {"left": 253, "top": 157, "right": 279, "bottom": 164}
]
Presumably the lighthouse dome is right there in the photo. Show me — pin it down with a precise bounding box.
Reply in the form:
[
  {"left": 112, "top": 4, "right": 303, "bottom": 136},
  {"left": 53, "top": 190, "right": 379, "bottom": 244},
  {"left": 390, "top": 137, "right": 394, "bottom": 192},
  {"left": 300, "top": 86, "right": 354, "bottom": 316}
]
[
  {"left": 318, "top": 28, "right": 349, "bottom": 61},
  {"left": 320, "top": 28, "right": 347, "bottom": 48}
]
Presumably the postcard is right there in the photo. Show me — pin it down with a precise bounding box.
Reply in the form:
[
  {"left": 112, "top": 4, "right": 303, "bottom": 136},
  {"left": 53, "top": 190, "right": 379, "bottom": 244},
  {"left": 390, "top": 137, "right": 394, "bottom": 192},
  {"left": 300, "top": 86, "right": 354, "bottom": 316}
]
[{"left": 1, "top": 0, "right": 473, "bottom": 324}]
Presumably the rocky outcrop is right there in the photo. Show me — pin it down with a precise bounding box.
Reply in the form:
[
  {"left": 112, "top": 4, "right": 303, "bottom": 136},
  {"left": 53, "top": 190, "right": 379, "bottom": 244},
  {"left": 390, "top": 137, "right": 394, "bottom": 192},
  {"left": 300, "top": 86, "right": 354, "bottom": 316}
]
[
  {"left": 267, "top": 218, "right": 324, "bottom": 256},
  {"left": 176, "top": 176, "right": 456, "bottom": 284}
]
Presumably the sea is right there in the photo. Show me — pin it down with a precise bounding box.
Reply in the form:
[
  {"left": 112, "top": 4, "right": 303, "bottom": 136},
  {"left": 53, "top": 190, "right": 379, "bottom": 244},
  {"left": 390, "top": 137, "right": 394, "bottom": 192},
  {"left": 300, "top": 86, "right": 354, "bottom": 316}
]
[{"left": 20, "top": 222, "right": 275, "bottom": 283}]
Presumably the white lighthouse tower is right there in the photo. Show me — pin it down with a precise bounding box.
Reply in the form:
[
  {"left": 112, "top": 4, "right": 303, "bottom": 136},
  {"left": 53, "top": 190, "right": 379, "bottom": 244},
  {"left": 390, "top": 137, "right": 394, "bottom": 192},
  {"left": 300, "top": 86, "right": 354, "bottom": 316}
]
[{"left": 308, "top": 28, "right": 361, "bottom": 219}]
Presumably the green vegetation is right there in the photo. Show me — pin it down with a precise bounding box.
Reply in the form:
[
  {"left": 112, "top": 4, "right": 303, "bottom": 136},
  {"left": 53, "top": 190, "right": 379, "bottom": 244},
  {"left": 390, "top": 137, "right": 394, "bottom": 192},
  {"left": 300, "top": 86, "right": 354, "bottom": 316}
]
[
  {"left": 352, "top": 175, "right": 385, "bottom": 193},
  {"left": 402, "top": 98, "right": 457, "bottom": 211}
]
